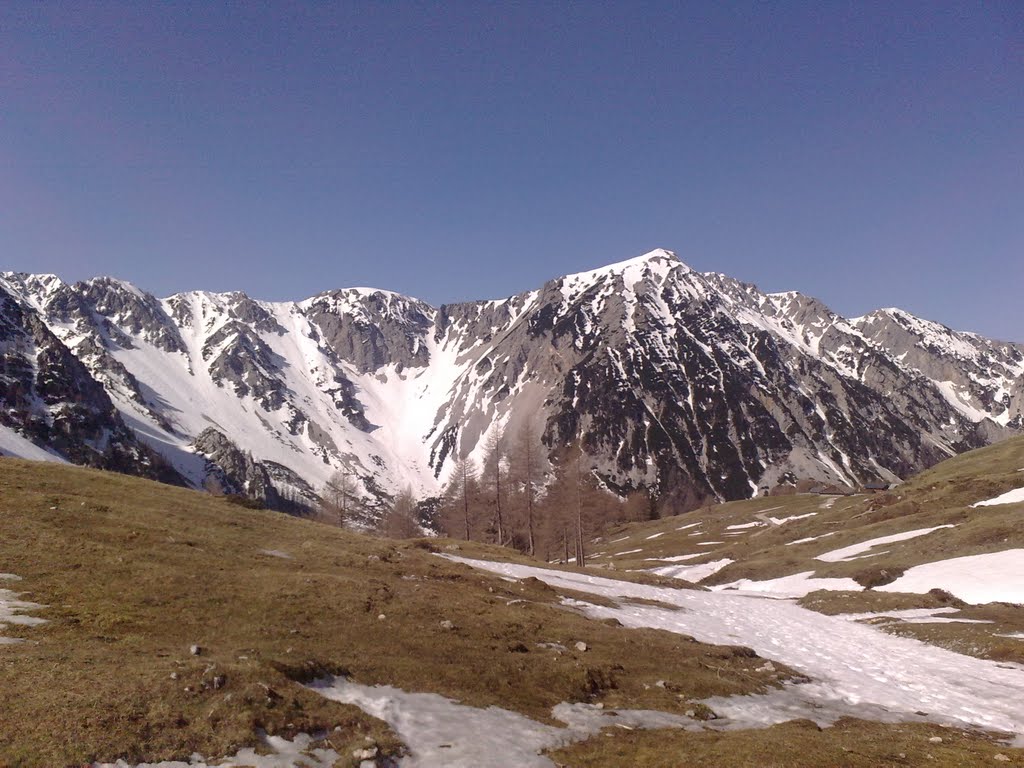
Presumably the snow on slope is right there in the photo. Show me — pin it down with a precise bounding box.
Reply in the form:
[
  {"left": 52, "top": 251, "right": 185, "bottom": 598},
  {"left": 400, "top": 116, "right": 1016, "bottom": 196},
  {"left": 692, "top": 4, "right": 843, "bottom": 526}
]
[
  {"left": 650, "top": 558, "right": 734, "bottom": 582},
  {"left": 4, "top": 248, "right": 1020, "bottom": 506},
  {"left": 0, "top": 424, "right": 67, "bottom": 463},
  {"left": 449, "top": 556, "right": 1024, "bottom": 740},
  {"left": 877, "top": 549, "right": 1024, "bottom": 604},
  {"left": 710, "top": 571, "right": 863, "bottom": 599},
  {"left": 972, "top": 487, "right": 1024, "bottom": 508},
  {"left": 815, "top": 525, "right": 957, "bottom": 563}
]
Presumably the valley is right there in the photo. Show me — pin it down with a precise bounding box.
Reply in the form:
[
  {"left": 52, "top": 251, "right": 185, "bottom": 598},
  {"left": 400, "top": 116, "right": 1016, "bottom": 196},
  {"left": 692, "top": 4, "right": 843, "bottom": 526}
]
[{"left": 2, "top": 436, "right": 1023, "bottom": 766}]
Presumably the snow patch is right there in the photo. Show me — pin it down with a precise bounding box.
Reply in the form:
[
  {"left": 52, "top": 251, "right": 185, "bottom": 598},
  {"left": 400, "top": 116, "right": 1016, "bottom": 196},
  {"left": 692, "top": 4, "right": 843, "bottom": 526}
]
[
  {"left": 816, "top": 525, "right": 956, "bottom": 563},
  {"left": 971, "top": 487, "right": 1024, "bottom": 508},
  {"left": 643, "top": 554, "right": 704, "bottom": 563},
  {"left": 838, "top": 607, "right": 992, "bottom": 625},
  {"left": 877, "top": 549, "right": 1024, "bottom": 605},
  {"left": 768, "top": 512, "right": 817, "bottom": 525},
  {"left": 447, "top": 556, "right": 1024, "bottom": 741},
  {"left": 308, "top": 676, "right": 694, "bottom": 768},
  {"left": 651, "top": 559, "right": 734, "bottom": 582},
  {"left": 711, "top": 572, "right": 863, "bottom": 599},
  {"left": 0, "top": 578, "right": 47, "bottom": 645},
  {"left": 786, "top": 532, "right": 837, "bottom": 546},
  {"left": 725, "top": 521, "right": 764, "bottom": 531},
  {"left": 92, "top": 732, "right": 340, "bottom": 767}
]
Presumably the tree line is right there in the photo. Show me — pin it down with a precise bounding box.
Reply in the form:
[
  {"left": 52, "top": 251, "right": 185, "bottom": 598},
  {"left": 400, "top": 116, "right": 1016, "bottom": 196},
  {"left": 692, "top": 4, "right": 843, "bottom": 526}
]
[{"left": 317, "top": 423, "right": 659, "bottom": 566}]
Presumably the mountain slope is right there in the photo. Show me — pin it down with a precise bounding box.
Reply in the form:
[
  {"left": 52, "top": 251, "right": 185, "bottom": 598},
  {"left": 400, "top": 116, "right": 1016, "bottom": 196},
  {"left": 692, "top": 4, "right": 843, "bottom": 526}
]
[{"left": 1, "top": 250, "right": 1020, "bottom": 514}]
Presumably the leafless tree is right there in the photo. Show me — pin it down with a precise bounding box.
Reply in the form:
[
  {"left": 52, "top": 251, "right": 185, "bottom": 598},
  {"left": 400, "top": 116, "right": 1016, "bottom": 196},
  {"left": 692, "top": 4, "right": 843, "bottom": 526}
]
[
  {"left": 441, "top": 454, "right": 480, "bottom": 540},
  {"left": 510, "top": 421, "right": 538, "bottom": 555},
  {"left": 321, "top": 463, "right": 358, "bottom": 526},
  {"left": 379, "top": 486, "right": 420, "bottom": 538},
  {"left": 481, "top": 427, "right": 507, "bottom": 545}
]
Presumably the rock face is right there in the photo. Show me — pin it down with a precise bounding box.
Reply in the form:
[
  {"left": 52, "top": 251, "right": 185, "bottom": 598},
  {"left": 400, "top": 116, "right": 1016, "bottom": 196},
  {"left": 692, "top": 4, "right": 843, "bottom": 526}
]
[
  {"left": 0, "top": 280, "right": 183, "bottom": 482},
  {"left": 1, "top": 250, "right": 1020, "bottom": 517}
]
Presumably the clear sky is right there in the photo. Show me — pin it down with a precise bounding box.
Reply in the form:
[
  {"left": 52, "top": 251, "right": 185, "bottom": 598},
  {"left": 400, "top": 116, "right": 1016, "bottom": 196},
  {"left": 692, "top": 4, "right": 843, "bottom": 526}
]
[{"left": 2, "top": 2, "right": 1021, "bottom": 340}]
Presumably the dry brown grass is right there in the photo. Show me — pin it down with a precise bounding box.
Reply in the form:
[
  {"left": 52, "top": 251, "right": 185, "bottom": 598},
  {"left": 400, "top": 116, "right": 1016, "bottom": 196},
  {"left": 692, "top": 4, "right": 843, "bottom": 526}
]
[
  {"left": 0, "top": 458, "right": 787, "bottom": 767},
  {"left": 548, "top": 717, "right": 1024, "bottom": 767}
]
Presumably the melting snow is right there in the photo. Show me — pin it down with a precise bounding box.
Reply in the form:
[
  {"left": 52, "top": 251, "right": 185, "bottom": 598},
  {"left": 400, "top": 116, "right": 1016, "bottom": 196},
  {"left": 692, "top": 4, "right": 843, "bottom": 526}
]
[
  {"left": 877, "top": 549, "right": 1024, "bottom": 605},
  {"left": 676, "top": 522, "right": 702, "bottom": 531},
  {"left": 447, "top": 556, "right": 1024, "bottom": 742},
  {"left": 645, "top": 532, "right": 666, "bottom": 540},
  {"left": 786, "top": 532, "right": 837, "bottom": 546},
  {"left": 643, "top": 553, "right": 704, "bottom": 563},
  {"left": 711, "top": 572, "right": 863, "bottom": 599},
  {"left": 971, "top": 487, "right": 1024, "bottom": 508},
  {"left": 725, "top": 521, "right": 764, "bottom": 531},
  {"left": 308, "top": 676, "right": 694, "bottom": 768},
  {"left": 0, "top": 574, "right": 46, "bottom": 645},
  {"left": 837, "top": 607, "right": 992, "bottom": 625},
  {"left": 767, "top": 512, "right": 817, "bottom": 525},
  {"left": 651, "top": 559, "right": 734, "bottom": 582},
  {"left": 259, "top": 549, "right": 293, "bottom": 559},
  {"left": 92, "top": 732, "right": 340, "bottom": 767},
  {"left": 815, "top": 525, "right": 956, "bottom": 563}
]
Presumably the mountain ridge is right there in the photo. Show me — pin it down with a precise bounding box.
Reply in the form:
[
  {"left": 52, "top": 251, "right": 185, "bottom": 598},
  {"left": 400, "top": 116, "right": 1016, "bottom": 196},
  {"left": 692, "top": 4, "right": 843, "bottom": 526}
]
[{"left": 1, "top": 249, "right": 1021, "bottom": 516}]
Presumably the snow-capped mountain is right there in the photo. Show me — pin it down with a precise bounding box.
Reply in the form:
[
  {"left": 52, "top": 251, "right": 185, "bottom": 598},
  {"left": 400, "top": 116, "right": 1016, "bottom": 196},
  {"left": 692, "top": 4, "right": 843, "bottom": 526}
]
[{"left": 1, "top": 250, "right": 1020, "bottom": 512}]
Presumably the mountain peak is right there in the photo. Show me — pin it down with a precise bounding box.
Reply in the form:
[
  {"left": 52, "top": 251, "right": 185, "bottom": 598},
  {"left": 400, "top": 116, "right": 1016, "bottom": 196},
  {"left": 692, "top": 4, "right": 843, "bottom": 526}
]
[{"left": 558, "top": 248, "right": 689, "bottom": 291}]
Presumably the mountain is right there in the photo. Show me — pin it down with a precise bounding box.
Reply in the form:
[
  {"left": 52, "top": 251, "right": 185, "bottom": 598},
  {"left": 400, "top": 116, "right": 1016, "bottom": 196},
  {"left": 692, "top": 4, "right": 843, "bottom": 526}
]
[{"left": 1, "top": 249, "right": 1021, "bottom": 514}]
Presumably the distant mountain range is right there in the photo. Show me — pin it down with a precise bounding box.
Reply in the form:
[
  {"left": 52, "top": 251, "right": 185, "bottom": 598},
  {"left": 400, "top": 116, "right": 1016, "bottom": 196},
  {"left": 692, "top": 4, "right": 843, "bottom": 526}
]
[{"left": 2, "top": 249, "right": 1021, "bottom": 513}]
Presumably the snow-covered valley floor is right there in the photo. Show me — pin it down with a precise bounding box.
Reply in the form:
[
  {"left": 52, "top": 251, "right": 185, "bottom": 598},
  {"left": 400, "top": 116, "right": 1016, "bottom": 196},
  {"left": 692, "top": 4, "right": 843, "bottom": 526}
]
[{"left": 447, "top": 556, "right": 1024, "bottom": 746}]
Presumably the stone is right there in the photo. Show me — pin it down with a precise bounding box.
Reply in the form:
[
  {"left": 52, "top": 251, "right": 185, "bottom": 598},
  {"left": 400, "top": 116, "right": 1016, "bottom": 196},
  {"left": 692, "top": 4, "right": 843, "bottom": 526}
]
[
  {"left": 994, "top": 755, "right": 1010, "bottom": 762},
  {"left": 352, "top": 746, "right": 378, "bottom": 760},
  {"left": 574, "top": 641, "right": 588, "bottom": 652},
  {"left": 928, "top": 736, "right": 943, "bottom": 744},
  {"left": 189, "top": 644, "right": 202, "bottom": 656},
  {"left": 440, "top": 620, "right": 455, "bottom": 630}
]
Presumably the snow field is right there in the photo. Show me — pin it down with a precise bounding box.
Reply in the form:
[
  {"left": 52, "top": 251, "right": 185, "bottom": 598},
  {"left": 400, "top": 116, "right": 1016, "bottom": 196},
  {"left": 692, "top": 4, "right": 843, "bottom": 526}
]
[
  {"left": 448, "top": 556, "right": 1024, "bottom": 742},
  {"left": 877, "top": 549, "right": 1024, "bottom": 604}
]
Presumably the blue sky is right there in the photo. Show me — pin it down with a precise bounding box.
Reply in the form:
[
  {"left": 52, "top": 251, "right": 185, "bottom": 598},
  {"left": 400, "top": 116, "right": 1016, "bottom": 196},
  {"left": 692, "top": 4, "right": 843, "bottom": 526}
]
[{"left": 2, "top": 2, "right": 1021, "bottom": 339}]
